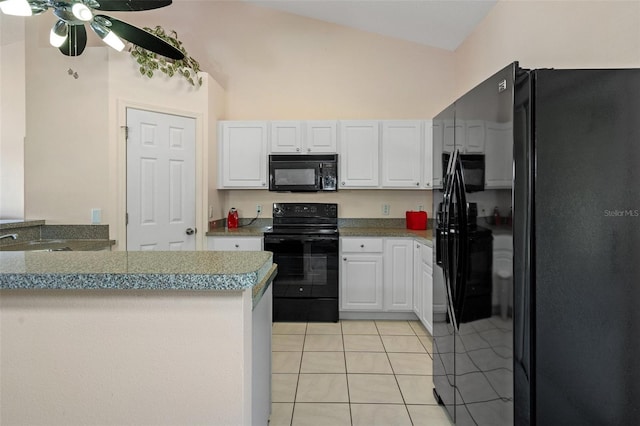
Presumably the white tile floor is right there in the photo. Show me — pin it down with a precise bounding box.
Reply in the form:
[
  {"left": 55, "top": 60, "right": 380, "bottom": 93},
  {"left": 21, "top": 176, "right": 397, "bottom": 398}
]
[{"left": 271, "top": 320, "right": 454, "bottom": 426}]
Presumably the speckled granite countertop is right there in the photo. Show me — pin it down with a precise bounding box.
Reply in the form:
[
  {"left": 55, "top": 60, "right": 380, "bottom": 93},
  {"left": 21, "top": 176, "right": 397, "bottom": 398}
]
[
  {"left": 339, "top": 228, "right": 432, "bottom": 245},
  {"left": 206, "top": 227, "right": 270, "bottom": 237},
  {"left": 0, "top": 220, "right": 45, "bottom": 230},
  {"left": 207, "top": 226, "right": 433, "bottom": 246},
  {"left": 0, "top": 251, "right": 274, "bottom": 292}
]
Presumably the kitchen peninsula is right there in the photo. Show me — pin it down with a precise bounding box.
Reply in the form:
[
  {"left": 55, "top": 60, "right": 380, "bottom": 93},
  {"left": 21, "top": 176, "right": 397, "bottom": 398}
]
[{"left": 0, "top": 251, "right": 276, "bottom": 426}]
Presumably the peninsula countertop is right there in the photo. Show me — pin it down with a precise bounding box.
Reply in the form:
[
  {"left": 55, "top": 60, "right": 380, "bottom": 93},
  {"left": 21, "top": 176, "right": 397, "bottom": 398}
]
[{"left": 0, "top": 251, "right": 275, "bottom": 292}]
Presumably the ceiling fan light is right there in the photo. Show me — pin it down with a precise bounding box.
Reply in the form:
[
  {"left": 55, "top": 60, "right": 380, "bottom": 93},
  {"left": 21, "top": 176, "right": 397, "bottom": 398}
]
[
  {"left": 71, "top": 2, "right": 92, "bottom": 21},
  {"left": 49, "top": 20, "right": 68, "bottom": 48},
  {"left": 90, "top": 21, "right": 125, "bottom": 52},
  {"left": 0, "top": 0, "right": 33, "bottom": 16}
]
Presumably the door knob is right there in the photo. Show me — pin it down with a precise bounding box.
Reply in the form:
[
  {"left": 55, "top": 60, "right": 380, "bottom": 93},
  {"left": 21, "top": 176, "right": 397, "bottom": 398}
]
[{"left": 186, "top": 228, "right": 196, "bottom": 235}]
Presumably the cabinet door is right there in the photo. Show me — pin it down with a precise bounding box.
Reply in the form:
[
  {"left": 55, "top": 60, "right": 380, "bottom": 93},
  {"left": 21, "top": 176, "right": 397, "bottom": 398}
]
[
  {"left": 305, "top": 121, "right": 337, "bottom": 153},
  {"left": 381, "top": 121, "right": 422, "bottom": 188},
  {"left": 421, "top": 262, "right": 434, "bottom": 334},
  {"left": 341, "top": 254, "right": 383, "bottom": 311},
  {"left": 485, "top": 121, "right": 513, "bottom": 188},
  {"left": 270, "top": 121, "right": 302, "bottom": 153},
  {"left": 339, "top": 121, "right": 380, "bottom": 188},
  {"left": 464, "top": 120, "right": 486, "bottom": 153},
  {"left": 413, "top": 242, "right": 423, "bottom": 317},
  {"left": 219, "top": 122, "right": 268, "bottom": 188},
  {"left": 432, "top": 119, "right": 443, "bottom": 189},
  {"left": 423, "top": 120, "right": 433, "bottom": 189},
  {"left": 207, "top": 236, "right": 263, "bottom": 251},
  {"left": 443, "top": 119, "right": 462, "bottom": 152},
  {"left": 383, "top": 239, "right": 414, "bottom": 311}
]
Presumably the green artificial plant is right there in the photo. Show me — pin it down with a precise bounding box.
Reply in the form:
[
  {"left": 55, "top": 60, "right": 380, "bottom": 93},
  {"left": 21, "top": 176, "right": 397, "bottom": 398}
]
[{"left": 129, "top": 26, "right": 202, "bottom": 87}]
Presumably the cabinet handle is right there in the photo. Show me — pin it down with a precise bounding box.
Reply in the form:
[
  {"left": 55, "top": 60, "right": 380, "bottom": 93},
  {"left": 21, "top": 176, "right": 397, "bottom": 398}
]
[
  {"left": 343, "top": 257, "right": 347, "bottom": 261},
  {"left": 360, "top": 244, "right": 364, "bottom": 248},
  {"left": 296, "top": 148, "right": 300, "bottom": 152},
  {"left": 307, "top": 148, "right": 311, "bottom": 152},
  {"left": 416, "top": 182, "right": 420, "bottom": 186},
  {"left": 426, "top": 182, "right": 431, "bottom": 187},
  {"left": 341, "top": 182, "right": 346, "bottom": 186},
  {"left": 235, "top": 244, "right": 239, "bottom": 248},
  {"left": 261, "top": 182, "right": 266, "bottom": 186}
]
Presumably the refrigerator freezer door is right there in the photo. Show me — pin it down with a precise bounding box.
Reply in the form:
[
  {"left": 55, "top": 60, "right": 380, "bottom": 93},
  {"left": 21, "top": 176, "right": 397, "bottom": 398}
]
[{"left": 532, "top": 69, "right": 640, "bottom": 426}]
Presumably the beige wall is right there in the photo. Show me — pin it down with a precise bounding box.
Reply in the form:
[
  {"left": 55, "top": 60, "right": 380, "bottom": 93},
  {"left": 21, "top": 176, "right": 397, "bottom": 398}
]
[
  {"left": 454, "top": 0, "right": 640, "bottom": 99},
  {"left": 9, "top": 1, "right": 640, "bottom": 226},
  {"left": 0, "top": 15, "right": 26, "bottom": 219},
  {"left": 24, "top": 19, "right": 110, "bottom": 226}
]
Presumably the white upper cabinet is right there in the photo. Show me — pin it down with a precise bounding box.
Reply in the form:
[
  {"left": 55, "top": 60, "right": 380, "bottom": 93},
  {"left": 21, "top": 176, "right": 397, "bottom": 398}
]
[
  {"left": 381, "top": 121, "right": 423, "bottom": 189},
  {"left": 485, "top": 121, "right": 513, "bottom": 188},
  {"left": 464, "top": 120, "right": 486, "bottom": 153},
  {"left": 443, "top": 119, "right": 462, "bottom": 152},
  {"left": 305, "top": 121, "right": 337, "bottom": 153},
  {"left": 443, "top": 119, "right": 486, "bottom": 154},
  {"left": 270, "top": 121, "right": 302, "bottom": 153},
  {"left": 423, "top": 120, "right": 433, "bottom": 189},
  {"left": 339, "top": 121, "right": 380, "bottom": 188},
  {"left": 218, "top": 121, "right": 268, "bottom": 189},
  {"left": 431, "top": 119, "right": 443, "bottom": 189},
  {"left": 270, "top": 121, "right": 337, "bottom": 154}
]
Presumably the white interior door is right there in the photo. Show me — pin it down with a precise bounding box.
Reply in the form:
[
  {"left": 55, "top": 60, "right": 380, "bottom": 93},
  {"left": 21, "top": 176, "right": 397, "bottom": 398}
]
[{"left": 127, "top": 108, "right": 196, "bottom": 251}]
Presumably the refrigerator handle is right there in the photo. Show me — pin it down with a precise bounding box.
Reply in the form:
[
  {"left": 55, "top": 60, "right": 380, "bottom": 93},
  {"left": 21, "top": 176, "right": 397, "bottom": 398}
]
[
  {"left": 452, "top": 154, "right": 469, "bottom": 328},
  {"left": 441, "top": 149, "right": 459, "bottom": 331}
]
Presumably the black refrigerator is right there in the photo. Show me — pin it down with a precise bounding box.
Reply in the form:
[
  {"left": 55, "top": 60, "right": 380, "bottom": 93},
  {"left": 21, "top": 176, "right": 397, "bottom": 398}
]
[{"left": 432, "top": 62, "right": 640, "bottom": 425}]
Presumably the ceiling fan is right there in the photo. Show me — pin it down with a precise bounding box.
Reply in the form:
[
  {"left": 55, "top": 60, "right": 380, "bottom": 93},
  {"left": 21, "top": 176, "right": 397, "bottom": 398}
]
[{"left": 0, "top": 0, "right": 184, "bottom": 59}]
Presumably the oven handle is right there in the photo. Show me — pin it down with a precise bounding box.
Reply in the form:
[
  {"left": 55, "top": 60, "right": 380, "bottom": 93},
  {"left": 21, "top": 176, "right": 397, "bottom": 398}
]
[{"left": 264, "top": 235, "right": 339, "bottom": 243}]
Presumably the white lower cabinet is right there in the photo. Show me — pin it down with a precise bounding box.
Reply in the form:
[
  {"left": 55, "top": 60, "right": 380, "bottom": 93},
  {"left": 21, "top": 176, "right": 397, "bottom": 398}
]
[
  {"left": 340, "top": 238, "right": 384, "bottom": 311},
  {"left": 341, "top": 237, "right": 433, "bottom": 320},
  {"left": 414, "top": 242, "right": 434, "bottom": 334},
  {"left": 207, "top": 236, "right": 263, "bottom": 251},
  {"left": 383, "top": 239, "right": 414, "bottom": 311}
]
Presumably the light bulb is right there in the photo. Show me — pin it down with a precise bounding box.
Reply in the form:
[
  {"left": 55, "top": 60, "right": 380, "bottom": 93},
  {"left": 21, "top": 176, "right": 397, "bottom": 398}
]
[
  {"left": 71, "top": 2, "right": 92, "bottom": 21},
  {"left": 90, "top": 21, "right": 125, "bottom": 52},
  {"left": 0, "top": 0, "right": 32, "bottom": 16},
  {"left": 49, "top": 20, "right": 68, "bottom": 48}
]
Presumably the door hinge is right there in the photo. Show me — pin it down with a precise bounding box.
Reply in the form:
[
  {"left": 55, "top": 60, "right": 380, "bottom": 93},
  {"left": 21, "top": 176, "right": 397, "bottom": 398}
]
[
  {"left": 121, "top": 125, "right": 129, "bottom": 141},
  {"left": 126, "top": 213, "right": 128, "bottom": 225}
]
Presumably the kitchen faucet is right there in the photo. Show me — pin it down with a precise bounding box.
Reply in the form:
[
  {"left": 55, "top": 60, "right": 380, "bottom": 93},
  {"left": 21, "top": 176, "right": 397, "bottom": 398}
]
[{"left": 0, "top": 233, "right": 18, "bottom": 241}]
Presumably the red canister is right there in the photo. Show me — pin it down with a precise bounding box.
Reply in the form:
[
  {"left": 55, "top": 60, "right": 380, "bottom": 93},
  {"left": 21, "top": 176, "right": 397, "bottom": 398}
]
[
  {"left": 406, "top": 211, "right": 427, "bottom": 230},
  {"left": 227, "top": 208, "right": 239, "bottom": 229}
]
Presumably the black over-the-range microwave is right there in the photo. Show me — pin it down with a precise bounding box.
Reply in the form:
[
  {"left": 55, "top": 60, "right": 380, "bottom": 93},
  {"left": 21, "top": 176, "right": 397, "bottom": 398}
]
[
  {"left": 268, "top": 154, "right": 338, "bottom": 192},
  {"left": 442, "top": 152, "right": 486, "bottom": 192}
]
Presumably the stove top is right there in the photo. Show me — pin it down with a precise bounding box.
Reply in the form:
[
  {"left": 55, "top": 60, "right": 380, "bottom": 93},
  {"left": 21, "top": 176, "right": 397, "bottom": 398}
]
[{"left": 269, "top": 202, "right": 338, "bottom": 235}]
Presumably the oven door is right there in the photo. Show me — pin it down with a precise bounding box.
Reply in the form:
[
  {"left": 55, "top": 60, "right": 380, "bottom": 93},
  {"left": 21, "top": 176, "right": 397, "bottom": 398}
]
[{"left": 264, "top": 234, "right": 339, "bottom": 298}]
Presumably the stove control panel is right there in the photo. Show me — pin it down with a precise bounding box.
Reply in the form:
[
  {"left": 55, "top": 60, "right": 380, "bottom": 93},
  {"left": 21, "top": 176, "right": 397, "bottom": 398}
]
[{"left": 273, "top": 203, "right": 338, "bottom": 219}]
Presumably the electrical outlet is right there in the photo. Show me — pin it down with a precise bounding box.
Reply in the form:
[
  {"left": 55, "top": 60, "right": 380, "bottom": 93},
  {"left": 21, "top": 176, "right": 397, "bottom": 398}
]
[
  {"left": 256, "top": 205, "right": 262, "bottom": 214},
  {"left": 418, "top": 204, "right": 424, "bottom": 212},
  {"left": 382, "top": 204, "right": 390, "bottom": 216},
  {"left": 91, "top": 208, "right": 101, "bottom": 224}
]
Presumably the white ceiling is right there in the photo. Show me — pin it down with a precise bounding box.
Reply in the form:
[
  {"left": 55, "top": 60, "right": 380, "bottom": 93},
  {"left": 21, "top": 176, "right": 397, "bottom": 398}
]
[{"left": 245, "top": 0, "right": 498, "bottom": 51}]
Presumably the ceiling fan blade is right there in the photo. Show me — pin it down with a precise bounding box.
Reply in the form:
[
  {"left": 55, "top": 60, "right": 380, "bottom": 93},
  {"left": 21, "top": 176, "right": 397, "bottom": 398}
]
[
  {"left": 96, "top": 15, "right": 184, "bottom": 60},
  {"left": 93, "top": 0, "right": 172, "bottom": 12},
  {"left": 59, "top": 24, "right": 87, "bottom": 56}
]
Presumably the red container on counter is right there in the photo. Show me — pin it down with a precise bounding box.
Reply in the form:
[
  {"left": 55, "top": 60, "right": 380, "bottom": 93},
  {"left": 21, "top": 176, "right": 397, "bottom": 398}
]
[
  {"left": 406, "top": 211, "right": 427, "bottom": 230},
  {"left": 227, "top": 208, "right": 239, "bottom": 229}
]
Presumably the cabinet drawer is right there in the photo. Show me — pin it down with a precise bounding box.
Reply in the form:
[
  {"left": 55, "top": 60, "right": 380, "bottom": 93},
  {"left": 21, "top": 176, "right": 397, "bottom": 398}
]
[
  {"left": 341, "top": 238, "right": 383, "bottom": 253},
  {"left": 207, "top": 237, "right": 262, "bottom": 251}
]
